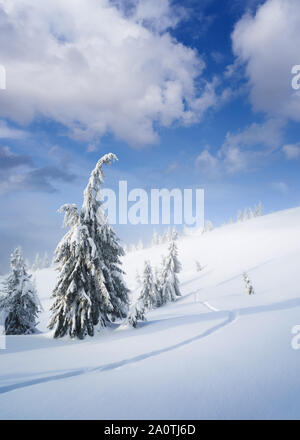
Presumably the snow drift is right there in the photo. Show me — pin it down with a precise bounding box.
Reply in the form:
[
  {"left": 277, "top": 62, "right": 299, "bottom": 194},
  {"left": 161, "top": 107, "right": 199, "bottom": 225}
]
[{"left": 1, "top": 207, "right": 300, "bottom": 419}]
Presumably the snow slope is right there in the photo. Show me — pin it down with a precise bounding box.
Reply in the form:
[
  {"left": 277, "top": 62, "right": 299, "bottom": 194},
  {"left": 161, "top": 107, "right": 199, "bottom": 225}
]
[{"left": 1, "top": 207, "right": 300, "bottom": 419}]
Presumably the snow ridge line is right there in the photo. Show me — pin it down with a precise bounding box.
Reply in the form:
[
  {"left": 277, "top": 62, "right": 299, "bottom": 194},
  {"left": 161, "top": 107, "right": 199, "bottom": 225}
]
[{"left": 0, "top": 309, "right": 238, "bottom": 395}]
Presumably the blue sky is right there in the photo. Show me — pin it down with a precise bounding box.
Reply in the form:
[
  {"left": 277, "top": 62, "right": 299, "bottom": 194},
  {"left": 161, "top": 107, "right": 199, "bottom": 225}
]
[{"left": 0, "top": 0, "right": 300, "bottom": 271}]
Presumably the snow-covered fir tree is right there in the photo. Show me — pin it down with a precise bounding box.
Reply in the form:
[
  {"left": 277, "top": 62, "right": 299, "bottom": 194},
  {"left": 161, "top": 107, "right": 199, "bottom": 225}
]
[
  {"left": 32, "top": 253, "right": 42, "bottom": 271},
  {"left": 253, "top": 202, "right": 263, "bottom": 217},
  {"left": 153, "top": 266, "right": 163, "bottom": 308},
  {"left": 237, "top": 210, "right": 243, "bottom": 222},
  {"left": 42, "top": 252, "right": 50, "bottom": 269},
  {"left": 203, "top": 220, "right": 214, "bottom": 233},
  {"left": 163, "top": 227, "right": 171, "bottom": 243},
  {"left": 158, "top": 234, "right": 164, "bottom": 245},
  {"left": 243, "top": 208, "right": 249, "bottom": 221},
  {"left": 0, "top": 247, "right": 41, "bottom": 335},
  {"left": 195, "top": 261, "right": 202, "bottom": 272},
  {"left": 138, "top": 261, "right": 158, "bottom": 310},
  {"left": 135, "top": 270, "right": 142, "bottom": 288},
  {"left": 248, "top": 208, "right": 254, "bottom": 219},
  {"left": 129, "top": 244, "right": 136, "bottom": 252},
  {"left": 243, "top": 272, "right": 255, "bottom": 295},
  {"left": 151, "top": 230, "right": 159, "bottom": 246},
  {"left": 48, "top": 153, "right": 129, "bottom": 339},
  {"left": 160, "top": 230, "right": 182, "bottom": 304},
  {"left": 137, "top": 239, "right": 143, "bottom": 250},
  {"left": 126, "top": 299, "right": 146, "bottom": 328}
]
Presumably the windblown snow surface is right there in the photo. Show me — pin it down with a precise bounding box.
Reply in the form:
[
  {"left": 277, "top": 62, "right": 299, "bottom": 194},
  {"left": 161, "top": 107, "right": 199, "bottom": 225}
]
[{"left": 1, "top": 207, "right": 300, "bottom": 420}]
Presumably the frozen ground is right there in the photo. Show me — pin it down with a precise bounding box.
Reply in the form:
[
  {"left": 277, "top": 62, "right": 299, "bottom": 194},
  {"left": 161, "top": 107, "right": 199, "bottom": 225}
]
[{"left": 1, "top": 207, "right": 300, "bottom": 419}]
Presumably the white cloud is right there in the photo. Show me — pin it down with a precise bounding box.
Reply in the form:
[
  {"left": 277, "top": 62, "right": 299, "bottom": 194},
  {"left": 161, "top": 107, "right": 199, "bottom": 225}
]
[
  {"left": 232, "top": 0, "right": 300, "bottom": 121},
  {"left": 223, "top": 119, "right": 284, "bottom": 153},
  {"left": 196, "top": 119, "right": 285, "bottom": 175},
  {"left": 196, "top": 149, "right": 220, "bottom": 175},
  {"left": 270, "top": 181, "right": 289, "bottom": 194},
  {"left": 0, "top": 121, "right": 27, "bottom": 139},
  {"left": 211, "top": 51, "right": 225, "bottom": 64},
  {"left": 133, "top": 0, "right": 184, "bottom": 32},
  {"left": 282, "top": 143, "right": 300, "bottom": 160},
  {"left": 0, "top": 0, "right": 217, "bottom": 146}
]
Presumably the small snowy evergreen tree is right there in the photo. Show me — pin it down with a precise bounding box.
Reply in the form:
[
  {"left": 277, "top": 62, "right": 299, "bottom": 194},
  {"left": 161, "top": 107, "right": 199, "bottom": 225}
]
[
  {"left": 237, "top": 210, "right": 243, "bottom": 222},
  {"left": 0, "top": 247, "right": 41, "bottom": 335},
  {"left": 129, "top": 244, "right": 136, "bottom": 252},
  {"left": 243, "top": 208, "right": 249, "bottom": 222},
  {"left": 135, "top": 270, "right": 142, "bottom": 288},
  {"left": 158, "top": 234, "right": 164, "bottom": 245},
  {"left": 138, "top": 261, "right": 157, "bottom": 310},
  {"left": 243, "top": 272, "right": 255, "bottom": 295},
  {"left": 126, "top": 299, "right": 146, "bottom": 328},
  {"left": 195, "top": 261, "right": 202, "bottom": 272},
  {"left": 32, "top": 253, "right": 42, "bottom": 271},
  {"left": 151, "top": 230, "right": 159, "bottom": 246},
  {"left": 162, "top": 227, "right": 171, "bottom": 243},
  {"left": 203, "top": 220, "right": 214, "bottom": 233},
  {"left": 42, "top": 252, "right": 50, "bottom": 269},
  {"left": 153, "top": 266, "right": 163, "bottom": 307},
  {"left": 254, "top": 202, "right": 263, "bottom": 217},
  {"left": 160, "top": 230, "right": 182, "bottom": 304},
  {"left": 137, "top": 239, "right": 143, "bottom": 250},
  {"left": 48, "top": 153, "right": 129, "bottom": 339}
]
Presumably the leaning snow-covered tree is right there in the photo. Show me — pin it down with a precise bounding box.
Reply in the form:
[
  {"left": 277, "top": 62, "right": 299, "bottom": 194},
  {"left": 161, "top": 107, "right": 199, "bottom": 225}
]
[
  {"left": 0, "top": 247, "right": 41, "bottom": 335},
  {"left": 138, "top": 261, "right": 158, "bottom": 311},
  {"left": 160, "top": 229, "right": 182, "bottom": 304},
  {"left": 48, "top": 153, "right": 129, "bottom": 339},
  {"left": 243, "top": 272, "right": 255, "bottom": 295}
]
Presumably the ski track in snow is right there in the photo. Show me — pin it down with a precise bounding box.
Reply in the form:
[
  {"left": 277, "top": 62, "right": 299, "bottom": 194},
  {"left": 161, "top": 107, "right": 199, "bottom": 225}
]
[
  {"left": 0, "top": 296, "right": 237, "bottom": 396},
  {"left": 202, "top": 301, "right": 220, "bottom": 313},
  {"left": 1, "top": 294, "right": 300, "bottom": 397}
]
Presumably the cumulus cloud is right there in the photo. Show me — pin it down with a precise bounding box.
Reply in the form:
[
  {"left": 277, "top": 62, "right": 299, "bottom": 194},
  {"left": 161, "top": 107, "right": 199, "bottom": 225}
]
[
  {"left": 0, "top": 121, "right": 28, "bottom": 139},
  {"left": 196, "top": 148, "right": 220, "bottom": 175},
  {"left": 232, "top": 0, "right": 300, "bottom": 121},
  {"left": 211, "top": 51, "right": 225, "bottom": 64},
  {"left": 0, "top": 146, "right": 33, "bottom": 169},
  {"left": 223, "top": 119, "right": 284, "bottom": 153},
  {"left": 196, "top": 119, "right": 285, "bottom": 175},
  {"left": 282, "top": 143, "right": 300, "bottom": 160},
  {"left": 0, "top": 146, "right": 76, "bottom": 193},
  {"left": 0, "top": 0, "right": 218, "bottom": 146},
  {"left": 269, "top": 181, "right": 289, "bottom": 194}
]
